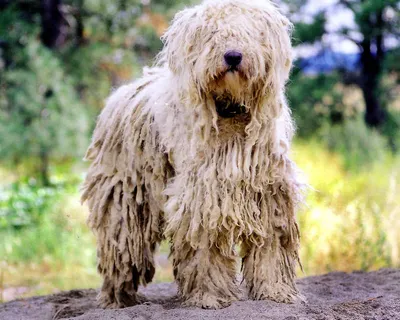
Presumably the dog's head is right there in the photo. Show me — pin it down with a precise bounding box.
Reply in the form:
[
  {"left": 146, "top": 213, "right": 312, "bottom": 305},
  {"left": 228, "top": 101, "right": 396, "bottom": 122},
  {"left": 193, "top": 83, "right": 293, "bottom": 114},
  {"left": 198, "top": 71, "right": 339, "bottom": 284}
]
[{"left": 160, "top": 0, "right": 293, "bottom": 118}]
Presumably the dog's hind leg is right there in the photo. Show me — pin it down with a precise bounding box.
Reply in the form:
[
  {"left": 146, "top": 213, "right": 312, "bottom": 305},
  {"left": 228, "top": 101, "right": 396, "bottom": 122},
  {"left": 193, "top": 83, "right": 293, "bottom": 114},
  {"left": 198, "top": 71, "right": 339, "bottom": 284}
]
[
  {"left": 85, "top": 177, "right": 164, "bottom": 308},
  {"left": 81, "top": 81, "right": 172, "bottom": 308}
]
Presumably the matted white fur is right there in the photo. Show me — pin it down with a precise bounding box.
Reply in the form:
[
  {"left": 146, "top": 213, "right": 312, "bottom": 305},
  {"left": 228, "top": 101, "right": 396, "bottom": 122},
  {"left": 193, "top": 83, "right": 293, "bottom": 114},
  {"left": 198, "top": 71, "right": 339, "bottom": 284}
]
[{"left": 82, "top": 0, "right": 304, "bottom": 309}]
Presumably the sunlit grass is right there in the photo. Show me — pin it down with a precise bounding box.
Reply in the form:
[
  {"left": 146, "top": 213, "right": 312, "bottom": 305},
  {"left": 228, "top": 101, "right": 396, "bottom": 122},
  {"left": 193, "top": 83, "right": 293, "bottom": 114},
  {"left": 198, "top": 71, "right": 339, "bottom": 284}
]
[
  {"left": 1, "top": 141, "right": 399, "bottom": 301},
  {"left": 293, "top": 140, "right": 400, "bottom": 275}
]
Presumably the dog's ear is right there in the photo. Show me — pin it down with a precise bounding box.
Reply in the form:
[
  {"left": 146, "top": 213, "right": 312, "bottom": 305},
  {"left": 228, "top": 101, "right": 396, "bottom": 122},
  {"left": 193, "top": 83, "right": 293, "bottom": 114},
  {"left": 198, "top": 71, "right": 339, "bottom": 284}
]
[
  {"left": 279, "top": 15, "right": 294, "bottom": 76},
  {"left": 161, "top": 7, "right": 200, "bottom": 74},
  {"left": 259, "top": 3, "right": 294, "bottom": 84}
]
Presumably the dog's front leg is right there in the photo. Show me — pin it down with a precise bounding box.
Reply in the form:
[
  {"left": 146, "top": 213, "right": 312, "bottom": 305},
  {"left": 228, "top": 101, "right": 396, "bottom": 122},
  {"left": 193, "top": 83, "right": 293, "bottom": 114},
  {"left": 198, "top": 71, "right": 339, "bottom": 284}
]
[
  {"left": 241, "top": 184, "right": 301, "bottom": 303},
  {"left": 170, "top": 241, "right": 240, "bottom": 309}
]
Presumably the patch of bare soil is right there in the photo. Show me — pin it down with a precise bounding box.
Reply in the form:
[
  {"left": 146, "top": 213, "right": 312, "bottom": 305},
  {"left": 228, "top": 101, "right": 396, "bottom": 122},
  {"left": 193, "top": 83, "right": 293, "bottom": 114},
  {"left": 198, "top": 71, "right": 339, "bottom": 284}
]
[{"left": 1, "top": 269, "right": 399, "bottom": 320}]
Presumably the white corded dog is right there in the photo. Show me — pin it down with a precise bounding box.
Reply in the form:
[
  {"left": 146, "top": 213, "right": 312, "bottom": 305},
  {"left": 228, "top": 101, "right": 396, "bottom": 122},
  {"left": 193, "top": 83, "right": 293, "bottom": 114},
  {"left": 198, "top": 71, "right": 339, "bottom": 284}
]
[{"left": 82, "top": 0, "right": 304, "bottom": 309}]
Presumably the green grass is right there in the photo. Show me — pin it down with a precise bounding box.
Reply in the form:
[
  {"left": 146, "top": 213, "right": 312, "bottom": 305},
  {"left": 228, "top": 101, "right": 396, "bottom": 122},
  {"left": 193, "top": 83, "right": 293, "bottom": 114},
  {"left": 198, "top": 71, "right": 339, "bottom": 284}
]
[
  {"left": 1, "top": 141, "right": 399, "bottom": 301},
  {"left": 0, "top": 190, "right": 101, "bottom": 301}
]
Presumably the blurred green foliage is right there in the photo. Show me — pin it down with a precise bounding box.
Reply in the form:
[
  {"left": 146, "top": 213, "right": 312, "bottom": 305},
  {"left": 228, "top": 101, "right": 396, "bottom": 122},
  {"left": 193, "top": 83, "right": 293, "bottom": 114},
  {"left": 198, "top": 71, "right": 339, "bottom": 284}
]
[
  {"left": 0, "top": 0, "right": 186, "bottom": 186},
  {"left": 292, "top": 13, "right": 326, "bottom": 46},
  {"left": 0, "top": 179, "right": 61, "bottom": 229},
  {"left": 0, "top": 39, "right": 89, "bottom": 165},
  {"left": 321, "top": 118, "right": 389, "bottom": 170},
  {"left": 288, "top": 72, "right": 345, "bottom": 137}
]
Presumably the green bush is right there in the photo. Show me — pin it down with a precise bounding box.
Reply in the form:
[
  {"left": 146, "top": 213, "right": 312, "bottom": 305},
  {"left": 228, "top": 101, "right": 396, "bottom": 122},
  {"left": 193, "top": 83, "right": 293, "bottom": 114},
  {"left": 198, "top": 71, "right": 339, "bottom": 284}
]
[
  {"left": 0, "top": 40, "right": 90, "bottom": 166},
  {"left": 382, "top": 111, "right": 400, "bottom": 152},
  {"left": 134, "top": 25, "right": 164, "bottom": 56},
  {"left": 0, "top": 176, "right": 96, "bottom": 265},
  {"left": 0, "top": 180, "right": 61, "bottom": 229},
  {"left": 320, "top": 118, "right": 389, "bottom": 171},
  {"left": 288, "top": 72, "right": 346, "bottom": 138}
]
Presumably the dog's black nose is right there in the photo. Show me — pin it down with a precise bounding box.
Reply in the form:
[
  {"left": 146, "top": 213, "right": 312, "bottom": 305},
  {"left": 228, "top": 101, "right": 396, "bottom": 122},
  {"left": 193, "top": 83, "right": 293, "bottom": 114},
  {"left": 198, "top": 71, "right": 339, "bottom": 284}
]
[{"left": 224, "top": 51, "right": 242, "bottom": 67}]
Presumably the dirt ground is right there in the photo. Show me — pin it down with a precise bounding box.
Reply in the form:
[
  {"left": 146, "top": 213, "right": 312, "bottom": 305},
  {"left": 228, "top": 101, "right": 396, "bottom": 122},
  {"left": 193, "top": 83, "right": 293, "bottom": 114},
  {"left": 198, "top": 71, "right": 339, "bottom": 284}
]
[{"left": 1, "top": 269, "right": 399, "bottom": 320}]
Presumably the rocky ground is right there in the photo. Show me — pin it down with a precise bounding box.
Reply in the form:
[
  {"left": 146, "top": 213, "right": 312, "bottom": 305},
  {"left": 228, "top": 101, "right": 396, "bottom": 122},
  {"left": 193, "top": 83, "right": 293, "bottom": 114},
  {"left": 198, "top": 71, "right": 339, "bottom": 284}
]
[{"left": 1, "top": 269, "right": 399, "bottom": 320}]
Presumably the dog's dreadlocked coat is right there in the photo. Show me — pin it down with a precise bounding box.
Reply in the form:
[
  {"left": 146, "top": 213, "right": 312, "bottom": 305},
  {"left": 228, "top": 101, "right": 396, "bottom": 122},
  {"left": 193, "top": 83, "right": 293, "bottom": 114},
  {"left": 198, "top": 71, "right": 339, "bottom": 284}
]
[{"left": 82, "top": 0, "right": 304, "bottom": 310}]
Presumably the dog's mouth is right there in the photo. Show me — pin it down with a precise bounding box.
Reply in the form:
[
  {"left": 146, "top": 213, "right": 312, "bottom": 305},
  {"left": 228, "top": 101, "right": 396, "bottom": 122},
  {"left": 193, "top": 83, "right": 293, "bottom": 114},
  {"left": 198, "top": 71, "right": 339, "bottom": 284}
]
[
  {"left": 227, "top": 66, "right": 239, "bottom": 73},
  {"left": 214, "top": 96, "right": 248, "bottom": 118}
]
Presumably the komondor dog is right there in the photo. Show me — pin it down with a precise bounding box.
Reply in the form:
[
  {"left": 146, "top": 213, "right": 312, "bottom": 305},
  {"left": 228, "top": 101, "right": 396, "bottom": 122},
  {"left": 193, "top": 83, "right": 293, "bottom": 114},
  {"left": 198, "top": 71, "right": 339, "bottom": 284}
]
[{"left": 82, "top": 0, "right": 304, "bottom": 310}]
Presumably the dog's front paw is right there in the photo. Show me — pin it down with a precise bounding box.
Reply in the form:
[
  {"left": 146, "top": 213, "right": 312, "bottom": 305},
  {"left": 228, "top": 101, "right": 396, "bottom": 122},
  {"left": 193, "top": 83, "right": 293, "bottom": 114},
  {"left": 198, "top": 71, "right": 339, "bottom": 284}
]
[
  {"left": 183, "top": 292, "right": 233, "bottom": 309},
  {"left": 250, "top": 284, "right": 300, "bottom": 304},
  {"left": 98, "top": 290, "right": 145, "bottom": 309}
]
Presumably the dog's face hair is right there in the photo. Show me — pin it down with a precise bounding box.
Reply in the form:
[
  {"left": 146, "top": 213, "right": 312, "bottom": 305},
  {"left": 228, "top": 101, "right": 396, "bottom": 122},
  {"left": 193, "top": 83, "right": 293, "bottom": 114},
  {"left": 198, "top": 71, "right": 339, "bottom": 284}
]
[{"left": 160, "top": 0, "right": 293, "bottom": 118}]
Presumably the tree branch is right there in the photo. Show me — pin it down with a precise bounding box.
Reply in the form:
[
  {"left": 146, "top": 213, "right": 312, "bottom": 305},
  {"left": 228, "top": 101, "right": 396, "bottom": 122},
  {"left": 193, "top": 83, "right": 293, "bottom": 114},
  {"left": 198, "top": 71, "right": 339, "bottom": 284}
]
[
  {"left": 376, "top": 9, "right": 385, "bottom": 62},
  {"left": 338, "top": 0, "right": 355, "bottom": 13},
  {"left": 342, "top": 34, "right": 362, "bottom": 47}
]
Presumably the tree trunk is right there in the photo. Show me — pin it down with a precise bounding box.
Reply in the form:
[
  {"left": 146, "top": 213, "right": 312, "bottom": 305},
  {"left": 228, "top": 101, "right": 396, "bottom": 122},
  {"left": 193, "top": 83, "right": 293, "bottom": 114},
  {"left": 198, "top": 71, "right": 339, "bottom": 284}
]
[
  {"left": 39, "top": 148, "right": 51, "bottom": 187},
  {"left": 0, "top": 0, "right": 10, "bottom": 10},
  {"left": 359, "top": 8, "right": 386, "bottom": 128},
  {"left": 74, "top": 0, "right": 85, "bottom": 47},
  {"left": 41, "top": 0, "right": 64, "bottom": 49},
  {"left": 360, "top": 67, "right": 386, "bottom": 128}
]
